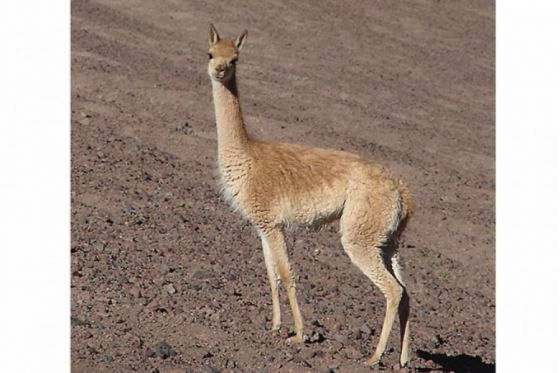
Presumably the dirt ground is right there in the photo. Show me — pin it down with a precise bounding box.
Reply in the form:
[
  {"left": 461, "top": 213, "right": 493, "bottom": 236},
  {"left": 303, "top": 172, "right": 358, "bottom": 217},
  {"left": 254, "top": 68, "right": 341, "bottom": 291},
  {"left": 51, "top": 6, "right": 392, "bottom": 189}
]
[{"left": 71, "top": 0, "right": 495, "bottom": 372}]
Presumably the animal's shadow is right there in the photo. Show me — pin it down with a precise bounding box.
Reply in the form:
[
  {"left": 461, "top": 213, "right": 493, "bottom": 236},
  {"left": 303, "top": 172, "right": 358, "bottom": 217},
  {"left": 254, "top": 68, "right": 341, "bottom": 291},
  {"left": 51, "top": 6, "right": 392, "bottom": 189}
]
[{"left": 415, "top": 350, "right": 495, "bottom": 373}]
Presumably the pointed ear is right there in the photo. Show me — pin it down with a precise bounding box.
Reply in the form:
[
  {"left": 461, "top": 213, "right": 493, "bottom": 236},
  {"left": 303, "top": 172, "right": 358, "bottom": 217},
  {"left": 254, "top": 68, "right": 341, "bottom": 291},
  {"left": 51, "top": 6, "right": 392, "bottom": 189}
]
[
  {"left": 235, "top": 30, "right": 248, "bottom": 51},
  {"left": 209, "top": 24, "right": 220, "bottom": 46}
]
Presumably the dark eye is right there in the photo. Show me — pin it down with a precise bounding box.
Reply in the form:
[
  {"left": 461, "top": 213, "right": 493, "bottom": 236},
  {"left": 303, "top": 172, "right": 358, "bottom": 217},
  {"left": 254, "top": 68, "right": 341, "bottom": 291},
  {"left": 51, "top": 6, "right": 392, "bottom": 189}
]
[
  {"left": 208, "top": 53, "right": 213, "bottom": 60},
  {"left": 231, "top": 57, "right": 238, "bottom": 64}
]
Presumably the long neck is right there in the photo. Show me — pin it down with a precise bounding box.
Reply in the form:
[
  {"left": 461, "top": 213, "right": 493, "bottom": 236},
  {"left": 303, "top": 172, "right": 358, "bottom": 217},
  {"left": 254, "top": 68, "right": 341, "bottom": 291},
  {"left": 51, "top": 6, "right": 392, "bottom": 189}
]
[{"left": 211, "top": 76, "right": 250, "bottom": 160}]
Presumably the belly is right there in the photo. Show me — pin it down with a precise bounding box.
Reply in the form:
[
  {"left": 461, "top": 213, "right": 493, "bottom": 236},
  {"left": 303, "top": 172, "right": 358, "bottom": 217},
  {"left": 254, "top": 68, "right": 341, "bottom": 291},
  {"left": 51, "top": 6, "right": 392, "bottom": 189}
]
[{"left": 279, "top": 188, "right": 346, "bottom": 229}]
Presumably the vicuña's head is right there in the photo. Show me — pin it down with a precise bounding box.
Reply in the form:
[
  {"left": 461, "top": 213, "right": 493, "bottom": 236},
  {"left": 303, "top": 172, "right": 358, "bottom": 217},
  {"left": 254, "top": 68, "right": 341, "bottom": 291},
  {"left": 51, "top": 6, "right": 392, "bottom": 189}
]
[{"left": 207, "top": 24, "right": 248, "bottom": 83}]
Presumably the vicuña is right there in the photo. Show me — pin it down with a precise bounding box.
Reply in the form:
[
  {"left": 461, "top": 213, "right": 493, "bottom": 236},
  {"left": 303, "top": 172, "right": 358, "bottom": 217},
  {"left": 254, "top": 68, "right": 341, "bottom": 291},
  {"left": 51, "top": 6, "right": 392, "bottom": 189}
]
[{"left": 207, "top": 24, "right": 415, "bottom": 367}]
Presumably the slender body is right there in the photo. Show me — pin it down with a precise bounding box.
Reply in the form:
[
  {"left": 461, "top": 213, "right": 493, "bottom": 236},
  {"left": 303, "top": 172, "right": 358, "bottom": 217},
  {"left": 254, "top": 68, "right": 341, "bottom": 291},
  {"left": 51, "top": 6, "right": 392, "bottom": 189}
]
[{"left": 207, "top": 24, "right": 415, "bottom": 367}]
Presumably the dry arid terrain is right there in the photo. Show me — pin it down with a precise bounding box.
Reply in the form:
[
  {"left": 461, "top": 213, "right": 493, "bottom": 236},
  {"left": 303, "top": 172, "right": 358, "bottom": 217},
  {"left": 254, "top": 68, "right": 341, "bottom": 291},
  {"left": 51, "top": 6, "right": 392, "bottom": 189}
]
[{"left": 71, "top": 0, "right": 495, "bottom": 371}]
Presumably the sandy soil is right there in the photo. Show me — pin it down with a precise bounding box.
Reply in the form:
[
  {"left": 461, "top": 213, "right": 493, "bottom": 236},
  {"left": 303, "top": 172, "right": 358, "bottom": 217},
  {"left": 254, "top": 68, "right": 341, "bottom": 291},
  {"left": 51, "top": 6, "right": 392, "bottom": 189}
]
[{"left": 71, "top": 0, "right": 495, "bottom": 371}]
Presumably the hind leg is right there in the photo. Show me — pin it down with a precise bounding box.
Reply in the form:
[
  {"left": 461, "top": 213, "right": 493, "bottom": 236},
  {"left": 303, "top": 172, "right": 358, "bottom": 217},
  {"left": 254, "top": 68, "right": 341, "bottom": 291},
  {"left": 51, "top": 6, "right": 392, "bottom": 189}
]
[
  {"left": 391, "top": 252, "right": 411, "bottom": 367},
  {"left": 340, "top": 187, "right": 406, "bottom": 366},
  {"left": 341, "top": 236, "right": 404, "bottom": 366}
]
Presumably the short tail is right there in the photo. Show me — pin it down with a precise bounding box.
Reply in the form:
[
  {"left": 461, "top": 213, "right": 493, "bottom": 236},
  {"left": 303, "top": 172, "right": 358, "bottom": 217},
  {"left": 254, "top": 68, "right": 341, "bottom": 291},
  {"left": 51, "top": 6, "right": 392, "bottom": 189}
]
[{"left": 397, "top": 179, "right": 415, "bottom": 233}]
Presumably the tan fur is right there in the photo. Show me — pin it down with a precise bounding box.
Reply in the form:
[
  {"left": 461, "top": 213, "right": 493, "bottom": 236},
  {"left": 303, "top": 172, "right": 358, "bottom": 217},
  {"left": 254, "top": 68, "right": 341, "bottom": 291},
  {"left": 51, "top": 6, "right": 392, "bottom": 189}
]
[{"left": 207, "top": 25, "right": 415, "bottom": 367}]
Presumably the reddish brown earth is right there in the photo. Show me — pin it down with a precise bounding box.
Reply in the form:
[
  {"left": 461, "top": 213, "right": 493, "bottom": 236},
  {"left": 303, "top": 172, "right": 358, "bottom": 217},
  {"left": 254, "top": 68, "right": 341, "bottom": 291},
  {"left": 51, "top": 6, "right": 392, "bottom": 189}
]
[{"left": 71, "top": 1, "right": 495, "bottom": 372}]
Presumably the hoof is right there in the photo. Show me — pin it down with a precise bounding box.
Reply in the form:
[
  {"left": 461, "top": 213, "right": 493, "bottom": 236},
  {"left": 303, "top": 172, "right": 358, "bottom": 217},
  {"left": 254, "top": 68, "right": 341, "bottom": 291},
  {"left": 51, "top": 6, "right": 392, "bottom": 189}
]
[
  {"left": 365, "top": 355, "right": 382, "bottom": 366},
  {"left": 400, "top": 353, "right": 410, "bottom": 368},
  {"left": 286, "top": 334, "right": 305, "bottom": 344},
  {"left": 271, "top": 325, "right": 281, "bottom": 332}
]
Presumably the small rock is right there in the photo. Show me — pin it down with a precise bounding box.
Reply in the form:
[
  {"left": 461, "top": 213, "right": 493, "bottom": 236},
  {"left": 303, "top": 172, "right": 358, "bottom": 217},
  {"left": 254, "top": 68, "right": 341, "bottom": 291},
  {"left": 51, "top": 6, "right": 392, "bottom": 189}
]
[
  {"left": 152, "top": 341, "right": 176, "bottom": 359},
  {"left": 145, "top": 298, "right": 160, "bottom": 310},
  {"left": 311, "top": 320, "right": 324, "bottom": 328},
  {"left": 177, "top": 121, "right": 194, "bottom": 135},
  {"left": 93, "top": 242, "right": 104, "bottom": 252},
  {"left": 77, "top": 117, "right": 91, "bottom": 125},
  {"left": 192, "top": 270, "right": 209, "bottom": 280},
  {"left": 359, "top": 323, "right": 372, "bottom": 335},
  {"left": 333, "top": 333, "right": 347, "bottom": 344},
  {"left": 77, "top": 113, "right": 92, "bottom": 125},
  {"left": 226, "top": 270, "right": 237, "bottom": 281},
  {"left": 210, "top": 312, "right": 220, "bottom": 322},
  {"left": 71, "top": 316, "right": 90, "bottom": 327},
  {"left": 163, "top": 283, "right": 176, "bottom": 295},
  {"left": 191, "top": 281, "right": 202, "bottom": 291},
  {"left": 327, "top": 362, "right": 339, "bottom": 371},
  {"left": 431, "top": 334, "right": 444, "bottom": 347},
  {"left": 309, "top": 330, "right": 326, "bottom": 343}
]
